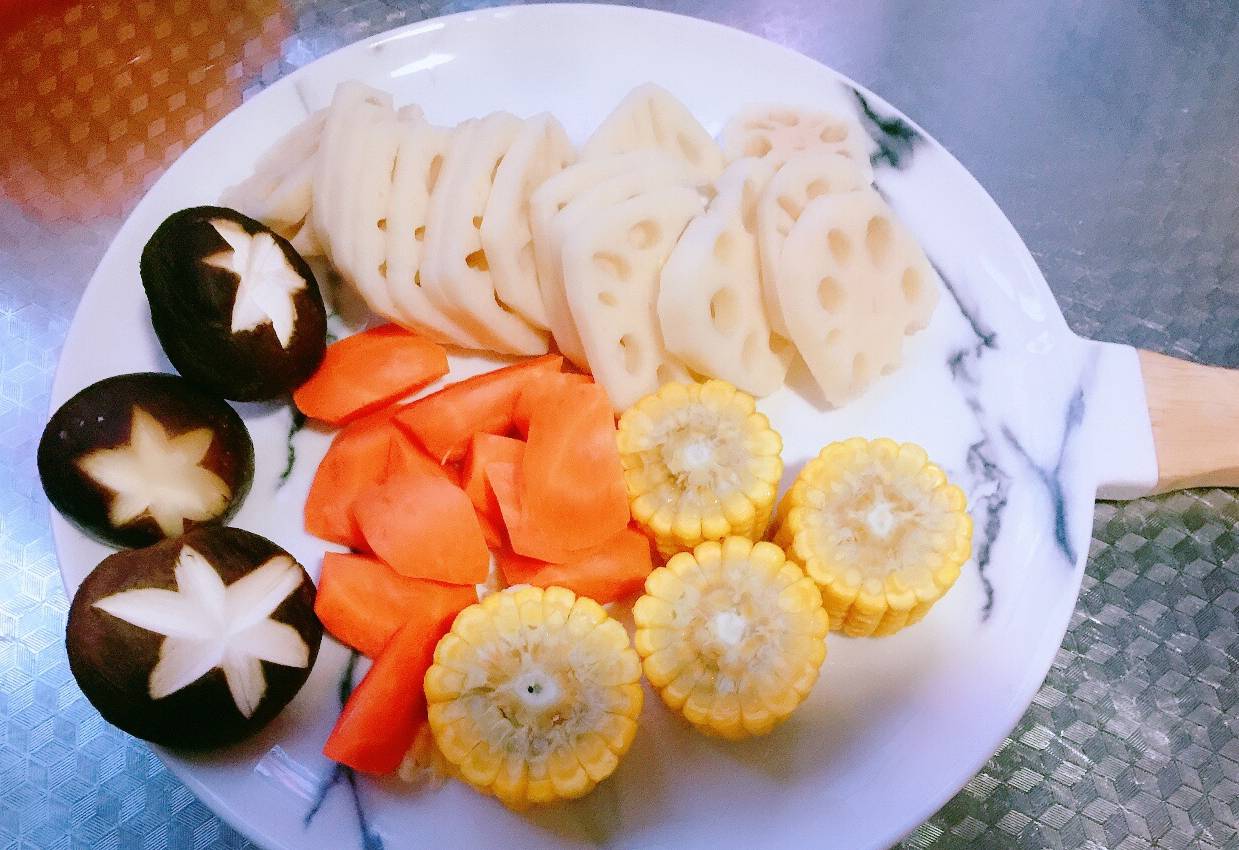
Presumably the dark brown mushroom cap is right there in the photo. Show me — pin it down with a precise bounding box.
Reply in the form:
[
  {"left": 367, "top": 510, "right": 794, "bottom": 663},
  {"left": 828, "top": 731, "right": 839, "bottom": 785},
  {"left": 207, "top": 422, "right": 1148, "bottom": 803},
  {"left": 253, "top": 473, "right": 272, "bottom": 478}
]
[
  {"left": 38, "top": 372, "right": 254, "bottom": 549},
  {"left": 66, "top": 527, "right": 322, "bottom": 750},
  {"left": 141, "top": 205, "right": 327, "bottom": 402}
]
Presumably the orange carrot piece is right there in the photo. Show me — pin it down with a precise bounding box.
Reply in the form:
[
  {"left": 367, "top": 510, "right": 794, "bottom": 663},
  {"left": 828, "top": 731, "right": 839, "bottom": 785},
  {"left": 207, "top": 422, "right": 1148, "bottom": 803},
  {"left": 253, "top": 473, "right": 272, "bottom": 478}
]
[
  {"left": 512, "top": 371, "right": 593, "bottom": 437},
  {"left": 353, "top": 471, "right": 490, "bottom": 585},
  {"left": 486, "top": 461, "right": 584, "bottom": 564},
  {"left": 293, "top": 324, "right": 449, "bottom": 425},
  {"left": 386, "top": 430, "right": 459, "bottom": 486},
  {"left": 303, "top": 408, "right": 397, "bottom": 551},
  {"left": 315, "top": 552, "right": 476, "bottom": 658},
  {"left": 461, "top": 434, "right": 525, "bottom": 548},
  {"left": 323, "top": 599, "right": 464, "bottom": 774},
  {"left": 495, "top": 526, "right": 653, "bottom": 605},
  {"left": 392, "top": 354, "right": 562, "bottom": 463},
  {"left": 514, "top": 381, "right": 629, "bottom": 557}
]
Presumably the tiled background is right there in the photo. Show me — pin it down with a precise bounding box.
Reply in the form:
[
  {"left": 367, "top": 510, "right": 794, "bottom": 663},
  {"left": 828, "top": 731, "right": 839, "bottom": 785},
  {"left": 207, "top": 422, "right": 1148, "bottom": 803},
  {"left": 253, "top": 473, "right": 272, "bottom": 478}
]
[{"left": 3, "top": 1, "right": 1238, "bottom": 848}]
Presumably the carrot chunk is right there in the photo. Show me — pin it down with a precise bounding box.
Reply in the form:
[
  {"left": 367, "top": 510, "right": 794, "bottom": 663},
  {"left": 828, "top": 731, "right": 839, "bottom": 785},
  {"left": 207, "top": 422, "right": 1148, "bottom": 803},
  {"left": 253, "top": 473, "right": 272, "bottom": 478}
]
[
  {"left": 386, "top": 430, "right": 459, "bottom": 486},
  {"left": 293, "top": 324, "right": 449, "bottom": 425},
  {"left": 485, "top": 461, "right": 579, "bottom": 563},
  {"left": 353, "top": 471, "right": 490, "bottom": 585},
  {"left": 315, "top": 552, "right": 476, "bottom": 658},
  {"left": 460, "top": 433, "right": 525, "bottom": 547},
  {"left": 393, "top": 354, "right": 561, "bottom": 463},
  {"left": 322, "top": 599, "right": 464, "bottom": 774},
  {"left": 513, "top": 381, "right": 629, "bottom": 558},
  {"left": 303, "top": 409, "right": 396, "bottom": 551},
  {"left": 512, "top": 370, "right": 593, "bottom": 437},
  {"left": 495, "top": 526, "right": 653, "bottom": 605}
]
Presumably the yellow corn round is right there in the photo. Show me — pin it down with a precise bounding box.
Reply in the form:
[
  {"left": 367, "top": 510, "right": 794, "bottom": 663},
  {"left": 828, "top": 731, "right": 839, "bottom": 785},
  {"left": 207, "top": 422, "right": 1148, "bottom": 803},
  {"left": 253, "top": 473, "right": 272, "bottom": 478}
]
[
  {"left": 425, "top": 586, "right": 643, "bottom": 809},
  {"left": 632, "top": 536, "right": 828, "bottom": 739},
  {"left": 772, "top": 437, "right": 973, "bottom": 638},
  {"left": 617, "top": 380, "right": 783, "bottom": 560}
]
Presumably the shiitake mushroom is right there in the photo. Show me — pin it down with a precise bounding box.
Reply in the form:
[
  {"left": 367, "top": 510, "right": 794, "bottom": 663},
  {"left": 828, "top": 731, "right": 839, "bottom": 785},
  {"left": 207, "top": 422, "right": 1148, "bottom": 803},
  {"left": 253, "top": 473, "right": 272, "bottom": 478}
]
[
  {"left": 66, "top": 526, "right": 322, "bottom": 750},
  {"left": 141, "top": 205, "right": 327, "bottom": 401},
  {"left": 38, "top": 372, "right": 253, "bottom": 548}
]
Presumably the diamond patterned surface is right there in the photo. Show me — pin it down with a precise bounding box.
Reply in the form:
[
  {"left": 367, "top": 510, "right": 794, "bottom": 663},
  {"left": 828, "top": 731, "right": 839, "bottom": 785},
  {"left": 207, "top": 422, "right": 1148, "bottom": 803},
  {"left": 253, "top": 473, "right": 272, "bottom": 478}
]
[{"left": 3, "top": 1, "right": 1239, "bottom": 849}]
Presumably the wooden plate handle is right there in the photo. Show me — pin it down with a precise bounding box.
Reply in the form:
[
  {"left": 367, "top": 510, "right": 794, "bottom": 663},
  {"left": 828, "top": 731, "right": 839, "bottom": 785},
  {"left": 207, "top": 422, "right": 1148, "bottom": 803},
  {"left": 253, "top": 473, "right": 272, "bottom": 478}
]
[{"left": 1140, "top": 349, "right": 1239, "bottom": 494}]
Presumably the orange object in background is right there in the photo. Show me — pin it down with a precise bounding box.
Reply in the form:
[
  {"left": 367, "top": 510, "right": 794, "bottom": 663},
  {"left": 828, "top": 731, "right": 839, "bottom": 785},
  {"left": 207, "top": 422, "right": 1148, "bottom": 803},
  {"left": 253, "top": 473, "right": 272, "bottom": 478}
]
[{"left": 0, "top": 0, "right": 289, "bottom": 223}]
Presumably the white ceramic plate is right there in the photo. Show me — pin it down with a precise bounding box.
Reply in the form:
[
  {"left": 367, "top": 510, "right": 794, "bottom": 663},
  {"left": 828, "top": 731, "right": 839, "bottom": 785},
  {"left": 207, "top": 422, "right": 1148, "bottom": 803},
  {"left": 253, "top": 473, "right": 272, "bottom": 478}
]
[{"left": 50, "top": 6, "right": 1159, "bottom": 850}]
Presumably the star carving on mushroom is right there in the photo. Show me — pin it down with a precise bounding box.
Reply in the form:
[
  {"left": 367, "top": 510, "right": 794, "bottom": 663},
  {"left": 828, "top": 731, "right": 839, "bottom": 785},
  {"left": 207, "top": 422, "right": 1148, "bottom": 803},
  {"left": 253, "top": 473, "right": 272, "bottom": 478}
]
[
  {"left": 93, "top": 545, "right": 311, "bottom": 718},
  {"left": 76, "top": 407, "right": 231, "bottom": 538},
  {"left": 204, "top": 217, "right": 306, "bottom": 348}
]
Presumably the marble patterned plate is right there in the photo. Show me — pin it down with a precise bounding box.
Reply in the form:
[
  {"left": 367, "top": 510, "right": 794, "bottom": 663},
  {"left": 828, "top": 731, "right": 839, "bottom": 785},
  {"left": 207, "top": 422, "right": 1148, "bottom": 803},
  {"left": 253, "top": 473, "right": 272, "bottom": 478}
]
[{"left": 48, "top": 6, "right": 1160, "bottom": 850}]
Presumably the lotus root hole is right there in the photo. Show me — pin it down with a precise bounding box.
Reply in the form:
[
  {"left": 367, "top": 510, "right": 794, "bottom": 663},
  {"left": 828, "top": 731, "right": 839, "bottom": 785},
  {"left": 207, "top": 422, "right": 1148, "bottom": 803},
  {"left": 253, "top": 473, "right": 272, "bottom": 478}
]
[
  {"left": 377, "top": 218, "right": 387, "bottom": 232},
  {"left": 817, "top": 277, "right": 844, "bottom": 312},
  {"left": 414, "top": 269, "right": 422, "bottom": 287},
  {"left": 866, "top": 216, "right": 894, "bottom": 267},
  {"left": 777, "top": 194, "right": 803, "bottom": 220},
  {"left": 744, "top": 136, "right": 774, "bottom": 158},
  {"left": 466, "top": 249, "right": 489, "bottom": 272},
  {"left": 709, "top": 288, "right": 739, "bottom": 334},
  {"left": 742, "top": 331, "right": 761, "bottom": 365},
  {"left": 741, "top": 183, "right": 760, "bottom": 233},
  {"left": 827, "top": 229, "right": 852, "bottom": 264},
  {"left": 427, "top": 155, "right": 443, "bottom": 190},
  {"left": 656, "top": 363, "right": 678, "bottom": 384},
  {"left": 826, "top": 328, "right": 843, "bottom": 345},
  {"left": 902, "top": 267, "right": 922, "bottom": 302},
  {"left": 713, "top": 232, "right": 736, "bottom": 263},
  {"left": 415, "top": 226, "right": 425, "bottom": 242},
  {"left": 677, "top": 133, "right": 702, "bottom": 164},
  {"left": 852, "top": 352, "right": 870, "bottom": 384},
  {"left": 472, "top": 216, "right": 483, "bottom": 230},
  {"left": 598, "top": 291, "right": 619, "bottom": 307},
  {"left": 619, "top": 334, "right": 642, "bottom": 374},
  {"left": 594, "top": 251, "right": 631, "bottom": 281},
  {"left": 490, "top": 156, "right": 503, "bottom": 183},
  {"left": 378, "top": 261, "right": 387, "bottom": 278},
  {"left": 821, "top": 122, "right": 848, "bottom": 143},
  {"left": 628, "top": 220, "right": 659, "bottom": 250},
  {"left": 880, "top": 360, "right": 900, "bottom": 376},
  {"left": 806, "top": 179, "right": 830, "bottom": 199},
  {"left": 770, "top": 109, "right": 799, "bottom": 126}
]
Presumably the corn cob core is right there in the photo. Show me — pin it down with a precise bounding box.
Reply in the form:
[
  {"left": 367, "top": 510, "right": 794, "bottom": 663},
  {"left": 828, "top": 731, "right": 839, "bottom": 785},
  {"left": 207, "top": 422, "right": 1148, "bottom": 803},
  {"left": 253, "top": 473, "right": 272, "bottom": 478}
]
[
  {"left": 633, "top": 536, "right": 828, "bottom": 739},
  {"left": 424, "top": 586, "right": 643, "bottom": 809},
  {"left": 617, "top": 380, "right": 783, "bottom": 560},
  {"left": 773, "top": 437, "right": 972, "bottom": 638}
]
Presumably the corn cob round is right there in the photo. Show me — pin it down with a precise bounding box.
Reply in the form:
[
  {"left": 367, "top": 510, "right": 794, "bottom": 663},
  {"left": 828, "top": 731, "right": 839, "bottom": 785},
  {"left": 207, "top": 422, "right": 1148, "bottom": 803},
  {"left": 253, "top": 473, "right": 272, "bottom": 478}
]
[
  {"left": 632, "top": 536, "right": 828, "bottom": 738},
  {"left": 773, "top": 437, "right": 973, "bottom": 638},
  {"left": 424, "top": 586, "right": 643, "bottom": 809},
  {"left": 617, "top": 380, "right": 783, "bottom": 560}
]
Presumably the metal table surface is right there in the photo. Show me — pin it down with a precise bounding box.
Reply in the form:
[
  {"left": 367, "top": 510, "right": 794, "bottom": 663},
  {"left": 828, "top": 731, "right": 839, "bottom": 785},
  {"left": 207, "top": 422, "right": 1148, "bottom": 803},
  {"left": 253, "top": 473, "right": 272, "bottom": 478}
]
[{"left": 2, "top": 1, "right": 1237, "bottom": 848}]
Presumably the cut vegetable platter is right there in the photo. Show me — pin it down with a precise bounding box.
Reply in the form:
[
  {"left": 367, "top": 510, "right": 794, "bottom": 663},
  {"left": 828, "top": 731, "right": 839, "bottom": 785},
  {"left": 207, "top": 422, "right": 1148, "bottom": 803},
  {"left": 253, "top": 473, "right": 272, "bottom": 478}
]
[{"left": 52, "top": 5, "right": 1236, "bottom": 850}]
